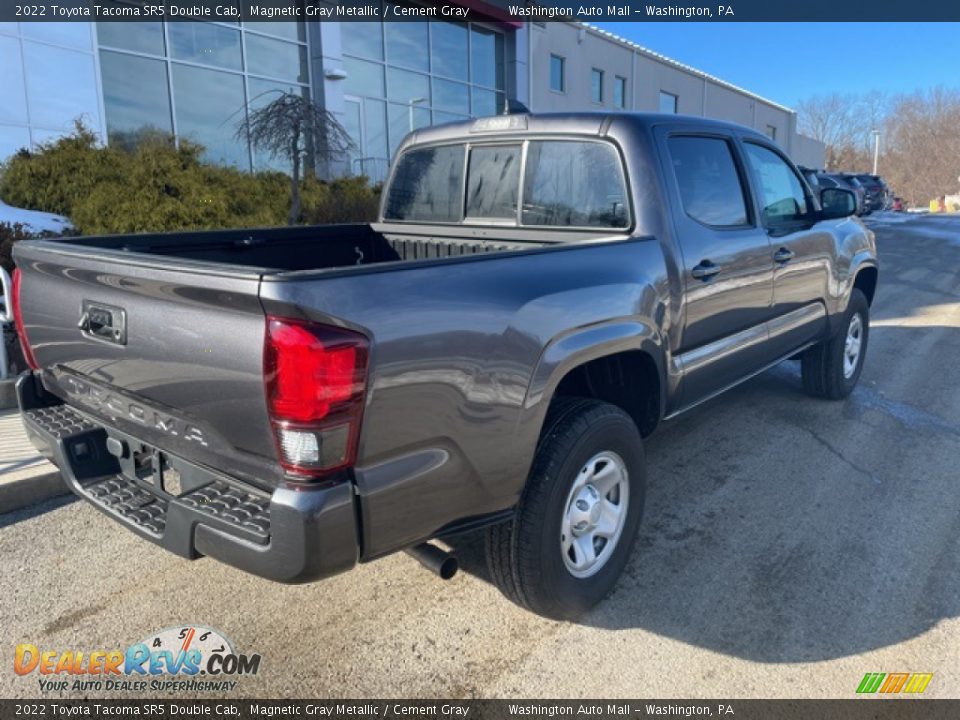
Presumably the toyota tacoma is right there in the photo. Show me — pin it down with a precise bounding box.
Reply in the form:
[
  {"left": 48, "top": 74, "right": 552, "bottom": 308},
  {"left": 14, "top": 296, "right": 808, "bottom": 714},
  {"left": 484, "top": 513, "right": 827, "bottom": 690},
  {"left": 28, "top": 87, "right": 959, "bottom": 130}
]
[{"left": 13, "top": 113, "right": 877, "bottom": 619}]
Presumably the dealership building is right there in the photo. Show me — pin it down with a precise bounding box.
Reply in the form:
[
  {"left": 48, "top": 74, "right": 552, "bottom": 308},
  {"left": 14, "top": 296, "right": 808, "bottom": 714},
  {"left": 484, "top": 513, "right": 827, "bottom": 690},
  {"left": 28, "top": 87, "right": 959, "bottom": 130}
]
[{"left": 0, "top": 11, "right": 825, "bottom": 182}]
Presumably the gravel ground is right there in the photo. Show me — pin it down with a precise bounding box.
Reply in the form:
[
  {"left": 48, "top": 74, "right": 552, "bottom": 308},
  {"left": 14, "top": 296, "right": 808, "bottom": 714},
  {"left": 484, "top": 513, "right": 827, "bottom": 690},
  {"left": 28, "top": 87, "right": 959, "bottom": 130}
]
[{"left": 2, "top": 213, "right": 959, "bottom": 700}]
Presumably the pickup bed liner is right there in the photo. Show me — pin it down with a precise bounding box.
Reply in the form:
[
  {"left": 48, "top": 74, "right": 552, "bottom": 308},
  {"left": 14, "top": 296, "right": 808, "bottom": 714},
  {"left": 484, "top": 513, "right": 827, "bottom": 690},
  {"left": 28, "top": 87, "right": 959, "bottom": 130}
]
[{"left": 61, "top": 223, "right": 547, "bottom": 273}]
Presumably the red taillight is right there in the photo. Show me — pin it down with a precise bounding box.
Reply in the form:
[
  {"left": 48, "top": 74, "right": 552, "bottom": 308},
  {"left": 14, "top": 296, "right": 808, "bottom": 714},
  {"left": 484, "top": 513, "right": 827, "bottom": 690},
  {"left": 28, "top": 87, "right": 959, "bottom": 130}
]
[
  {"left": 11, "top": 268, "right": 39, "bottom": 370},
  {"left": 264, "top": 316, "right": 369, "bottom": 479}
]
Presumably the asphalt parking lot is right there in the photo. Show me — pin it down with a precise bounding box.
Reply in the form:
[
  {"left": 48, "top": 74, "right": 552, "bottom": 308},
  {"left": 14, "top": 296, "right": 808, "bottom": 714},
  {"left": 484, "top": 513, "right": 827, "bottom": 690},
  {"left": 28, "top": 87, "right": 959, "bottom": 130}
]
[{"left": 2, "top": 213, "right": 959, "bottom": 700}]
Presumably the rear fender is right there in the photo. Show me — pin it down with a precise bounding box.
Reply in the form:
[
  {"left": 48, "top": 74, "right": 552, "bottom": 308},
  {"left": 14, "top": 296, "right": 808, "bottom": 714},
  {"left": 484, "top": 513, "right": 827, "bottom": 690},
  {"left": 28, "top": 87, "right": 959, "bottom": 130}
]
[{"left": 516, "top": 318, "right": 665, "bottom": 460}]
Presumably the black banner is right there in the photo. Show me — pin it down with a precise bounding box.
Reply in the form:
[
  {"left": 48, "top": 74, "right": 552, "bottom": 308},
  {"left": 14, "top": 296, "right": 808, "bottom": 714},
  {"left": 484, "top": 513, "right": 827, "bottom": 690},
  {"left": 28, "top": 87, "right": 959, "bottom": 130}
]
[
  {"left": 2, "top": 0, "right": 960, "bottom": 23},
  {"left": 1, "top": 700, "right": 959, "bottom": 720}
]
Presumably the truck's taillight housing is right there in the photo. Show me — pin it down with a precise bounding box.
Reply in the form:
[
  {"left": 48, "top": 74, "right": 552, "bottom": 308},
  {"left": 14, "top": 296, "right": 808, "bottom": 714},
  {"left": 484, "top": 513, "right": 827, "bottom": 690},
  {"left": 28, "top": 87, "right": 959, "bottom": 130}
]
[
  {"left": 264, "top": 316, "right": 369, "bottom": 480},
  {"left": 11, "top": 268, "right": 39, "bottom": 370}
]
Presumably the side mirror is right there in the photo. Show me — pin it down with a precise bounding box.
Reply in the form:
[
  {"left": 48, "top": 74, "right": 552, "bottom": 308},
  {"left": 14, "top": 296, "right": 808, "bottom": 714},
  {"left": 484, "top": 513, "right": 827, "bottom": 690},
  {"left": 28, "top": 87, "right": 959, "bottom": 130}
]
[{"left": 820, "top": 187, "right": 856, "bottom": 219}]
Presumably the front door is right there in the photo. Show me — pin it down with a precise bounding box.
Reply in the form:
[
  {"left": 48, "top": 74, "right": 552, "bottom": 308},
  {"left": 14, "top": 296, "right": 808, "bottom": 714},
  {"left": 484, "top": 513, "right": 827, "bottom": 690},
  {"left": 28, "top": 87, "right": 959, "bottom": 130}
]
[
  {"left": 740, "top": 141, "right": 832, "bottom": 356},
  {"left": 657, "top": 130, "right": 775, "bottom": 407}
]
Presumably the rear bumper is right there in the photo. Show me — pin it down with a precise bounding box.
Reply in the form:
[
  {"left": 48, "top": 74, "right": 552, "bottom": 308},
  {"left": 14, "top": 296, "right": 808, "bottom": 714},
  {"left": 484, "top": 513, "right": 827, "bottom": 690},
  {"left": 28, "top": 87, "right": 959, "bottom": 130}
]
[{"left": 16, "top": 372, "right": 359, "bottom": 583}]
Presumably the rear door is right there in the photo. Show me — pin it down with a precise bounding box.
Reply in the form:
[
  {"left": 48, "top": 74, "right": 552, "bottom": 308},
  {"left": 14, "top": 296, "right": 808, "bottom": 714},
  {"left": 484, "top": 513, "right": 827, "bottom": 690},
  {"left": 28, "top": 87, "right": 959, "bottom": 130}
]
[
  {"left": 740, "top": 140, "right": 832, "bottom": 357},
  {"left": 657, "top": 129, "right": 775, "bottom": 406}
]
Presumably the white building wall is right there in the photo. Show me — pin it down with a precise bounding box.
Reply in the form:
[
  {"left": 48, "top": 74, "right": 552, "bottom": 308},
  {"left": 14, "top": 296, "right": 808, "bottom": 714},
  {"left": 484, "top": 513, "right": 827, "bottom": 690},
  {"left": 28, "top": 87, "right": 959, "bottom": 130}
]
[
  {"left": 634, "top": 53, "right": 705, "bottom": 114},
  {"left": 530, "top": 22, "right": 825, "bottom": 169},
  {"left": 791, "top": 133, "right": 827, "bottom": 169}
]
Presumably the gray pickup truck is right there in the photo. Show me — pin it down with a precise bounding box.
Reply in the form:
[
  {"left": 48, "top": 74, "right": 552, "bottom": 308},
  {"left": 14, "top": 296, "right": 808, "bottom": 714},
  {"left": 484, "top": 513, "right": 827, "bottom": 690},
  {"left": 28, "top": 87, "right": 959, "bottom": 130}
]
[{"left": 13, "top": 113, "right": 877, "bottom": 619}]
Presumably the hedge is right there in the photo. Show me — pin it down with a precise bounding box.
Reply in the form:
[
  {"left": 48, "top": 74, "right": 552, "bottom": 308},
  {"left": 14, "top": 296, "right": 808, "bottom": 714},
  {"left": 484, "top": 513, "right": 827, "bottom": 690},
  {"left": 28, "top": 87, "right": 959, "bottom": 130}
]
[{"left": 0, "top": 123, "right": 380, "bottom": 239}]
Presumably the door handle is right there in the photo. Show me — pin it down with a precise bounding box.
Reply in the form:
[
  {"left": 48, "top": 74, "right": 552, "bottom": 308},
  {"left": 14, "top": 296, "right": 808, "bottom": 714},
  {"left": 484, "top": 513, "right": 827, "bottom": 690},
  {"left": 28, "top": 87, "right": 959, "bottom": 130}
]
[
  {"left": 773, "top": 247, "right": 795, "bottom": 263},
  {"left": 691, "top": 260, "right": 721, "bottom": 280}
]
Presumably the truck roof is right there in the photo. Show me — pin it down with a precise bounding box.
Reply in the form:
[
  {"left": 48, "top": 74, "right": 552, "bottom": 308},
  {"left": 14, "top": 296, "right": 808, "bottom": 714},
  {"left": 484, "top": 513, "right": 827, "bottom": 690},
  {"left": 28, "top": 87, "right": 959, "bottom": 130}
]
[{"left": 398, "top": 111, "right": 769, "bottom": 151}]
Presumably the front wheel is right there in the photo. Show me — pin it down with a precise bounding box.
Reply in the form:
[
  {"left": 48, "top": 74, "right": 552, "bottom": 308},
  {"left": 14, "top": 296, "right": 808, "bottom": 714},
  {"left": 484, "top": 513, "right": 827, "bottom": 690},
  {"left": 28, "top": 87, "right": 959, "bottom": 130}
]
[
  {"left": 801, "top": 288, "right": 870, "bottom": 399},
  {"left": 485, "top": 398, "right": 646, "bottom": 619}
]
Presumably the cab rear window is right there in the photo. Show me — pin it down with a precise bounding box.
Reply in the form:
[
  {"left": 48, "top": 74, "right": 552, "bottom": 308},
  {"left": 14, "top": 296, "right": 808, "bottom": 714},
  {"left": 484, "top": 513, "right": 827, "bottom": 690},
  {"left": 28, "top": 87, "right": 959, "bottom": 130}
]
[
  {"left": 383, "top": 145, "right": 465, "bottom": 223},
  {"left": 384, "top": 139, "right": 630, "bottom": 229}
]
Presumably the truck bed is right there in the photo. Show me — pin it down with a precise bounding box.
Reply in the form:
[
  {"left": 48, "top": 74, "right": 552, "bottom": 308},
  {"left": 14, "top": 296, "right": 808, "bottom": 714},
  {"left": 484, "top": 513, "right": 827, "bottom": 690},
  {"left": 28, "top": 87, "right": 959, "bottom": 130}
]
[{"left": 54, "top": 223, "right": 549, "bottom": 273}]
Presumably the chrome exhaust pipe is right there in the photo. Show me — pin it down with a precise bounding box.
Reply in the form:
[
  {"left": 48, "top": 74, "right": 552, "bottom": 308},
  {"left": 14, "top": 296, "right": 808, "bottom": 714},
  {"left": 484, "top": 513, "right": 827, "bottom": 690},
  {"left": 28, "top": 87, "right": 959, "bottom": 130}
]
[{"left": 405, "top": 542, "right": 458, "bottom": 580}]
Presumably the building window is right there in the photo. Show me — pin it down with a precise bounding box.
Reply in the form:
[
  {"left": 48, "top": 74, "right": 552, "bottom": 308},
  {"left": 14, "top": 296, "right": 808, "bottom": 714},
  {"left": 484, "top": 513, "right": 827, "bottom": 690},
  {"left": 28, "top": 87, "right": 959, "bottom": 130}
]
[
  {"left": 171, "top": 63, "right": 248, "bottom": 169},
  {"left": 245, "top": 32, "right": 308, "bottom": 84},
  {"left": 550, "top": 54, "right": 565, "bottom": 92},
  {"left": 97, "top": 18, "right": 311, "bottom": 172},
  {"left": 470, "top": 26, "right": 504, "bottom": 90},
  {"left": 431, "top": 21, "right": 467, "bottom": 81},
  {"left": 167, "top": 22, "right": 242, "bottom": 71},
  {"left": 591, "top": 68, "right": 603, "bottom": 104},
  {"left": 765, "top": 125, "right": 777, "bottom": 140},
  {"left": 614, "top": 76, "right": 627, "bottom": 109},
  {"left": 0, "top": 24, "right": 102, "bottom": 157},
  {"left": 341, "top": 20, "right": 509, "bottom": 178},
  {"left": 99, "top": 51, "right": 172, "bottom": 149},
  {"left": 659, "top": 91, "right": 678, "bottom": 114}
]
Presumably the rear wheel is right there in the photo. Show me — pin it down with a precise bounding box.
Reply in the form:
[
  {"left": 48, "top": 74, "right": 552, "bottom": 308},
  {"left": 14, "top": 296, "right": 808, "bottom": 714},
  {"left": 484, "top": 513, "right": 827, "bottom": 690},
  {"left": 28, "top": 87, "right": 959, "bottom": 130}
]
[
  {"left": 801, "top": 288, "right": 869, "bottom": 399},
  {"left": 485, "top": 398, "right": 645, "bottom": 619}
]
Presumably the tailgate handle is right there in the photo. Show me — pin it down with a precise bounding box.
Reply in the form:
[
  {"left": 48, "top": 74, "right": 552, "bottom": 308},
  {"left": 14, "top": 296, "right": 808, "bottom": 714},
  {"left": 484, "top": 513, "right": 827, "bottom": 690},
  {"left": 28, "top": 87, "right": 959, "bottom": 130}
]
[{"left": 79, "top": 301, "right": 127, "bottom": 345}]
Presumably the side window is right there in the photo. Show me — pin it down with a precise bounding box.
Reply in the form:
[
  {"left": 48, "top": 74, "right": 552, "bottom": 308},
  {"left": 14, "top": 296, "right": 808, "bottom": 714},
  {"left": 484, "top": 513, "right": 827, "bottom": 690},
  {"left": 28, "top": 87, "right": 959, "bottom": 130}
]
[
  {"left": 743, "top": 143, "right": 810, "bottom": 224},
  {"left": 522, "top": 141, "right": 629, "bottom": 228},
  {"left": 465, "top": 145, "right": 521, "bottom": 220},
  {"left": 667, "top": 136, "right": 749, "bottom": 227}
]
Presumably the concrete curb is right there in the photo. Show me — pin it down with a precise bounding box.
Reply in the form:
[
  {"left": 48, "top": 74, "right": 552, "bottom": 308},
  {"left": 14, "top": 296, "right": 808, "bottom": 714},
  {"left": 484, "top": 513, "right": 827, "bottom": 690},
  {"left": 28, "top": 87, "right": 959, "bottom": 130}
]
[{"left": 0, "top": 470, "right": 69, "bottom": 515}]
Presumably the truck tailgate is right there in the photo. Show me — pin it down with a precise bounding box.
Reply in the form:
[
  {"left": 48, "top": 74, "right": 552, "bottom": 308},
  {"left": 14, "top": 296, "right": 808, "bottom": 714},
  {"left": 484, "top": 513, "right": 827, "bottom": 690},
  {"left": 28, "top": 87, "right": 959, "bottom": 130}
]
[{"left": 14, "top": 243, "right": 282, "bottom": 490}]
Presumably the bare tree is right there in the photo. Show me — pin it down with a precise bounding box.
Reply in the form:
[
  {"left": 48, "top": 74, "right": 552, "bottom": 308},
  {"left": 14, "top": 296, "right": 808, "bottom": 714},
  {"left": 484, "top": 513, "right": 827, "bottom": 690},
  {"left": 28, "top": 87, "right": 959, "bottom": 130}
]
[
  {"left": 237, "top": 92, "right": 353, "bottom": 225},
  {"left": 799, "top": 86, "right": 960, "bottom": 205},
  {"left": 797, "top": 91, "right": 888, "bottom": 170},
  {"left": 882, "top": 87, "right": 960, "bottom": 205}
]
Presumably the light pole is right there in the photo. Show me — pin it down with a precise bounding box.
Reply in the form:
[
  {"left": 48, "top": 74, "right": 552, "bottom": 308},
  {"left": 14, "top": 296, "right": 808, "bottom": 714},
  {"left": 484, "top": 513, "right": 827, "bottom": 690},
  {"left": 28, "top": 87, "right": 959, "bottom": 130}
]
[
  {"left": 408, "top": 97, "right": 427, "bottom": 132},
  {"left": 871, "top": 130, "right": 880, "bottom": 175}
]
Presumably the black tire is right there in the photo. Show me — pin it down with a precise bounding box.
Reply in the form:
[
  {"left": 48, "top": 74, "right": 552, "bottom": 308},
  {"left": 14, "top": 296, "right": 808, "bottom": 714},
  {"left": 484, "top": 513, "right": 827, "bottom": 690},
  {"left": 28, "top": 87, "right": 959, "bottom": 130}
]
[
  {"left": 485, "top": 398, "right": 646, "bottom": 620},
  {"left": 801, "top": 288, "right": 870, "bottom": 400}
]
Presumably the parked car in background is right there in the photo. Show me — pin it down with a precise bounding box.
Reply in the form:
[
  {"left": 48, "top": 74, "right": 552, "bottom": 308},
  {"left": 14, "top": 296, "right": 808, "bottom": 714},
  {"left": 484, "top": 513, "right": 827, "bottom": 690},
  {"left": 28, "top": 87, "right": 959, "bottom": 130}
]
[
  {"left": 798, "top": 166, "right": 821, "bottom": 191},
  {"left": 819, "top": 174, "right": 867, "bottom": 216},
  {"left": 839, "top": 175, "right": 871, "bottom": 215},
  {"left": 854, "top": 174, "right": 889, "bottom": 211}
]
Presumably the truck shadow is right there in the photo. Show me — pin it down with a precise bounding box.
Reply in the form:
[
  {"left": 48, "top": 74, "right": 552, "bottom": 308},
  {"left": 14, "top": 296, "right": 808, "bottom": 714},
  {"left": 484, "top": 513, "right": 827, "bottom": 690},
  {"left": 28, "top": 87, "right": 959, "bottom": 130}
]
[
  {"left": 0, "top": 493, "right": 76, "bottom": 530},
  {"left": 448, "top": 321, "right": 960, "bottom": 663}
]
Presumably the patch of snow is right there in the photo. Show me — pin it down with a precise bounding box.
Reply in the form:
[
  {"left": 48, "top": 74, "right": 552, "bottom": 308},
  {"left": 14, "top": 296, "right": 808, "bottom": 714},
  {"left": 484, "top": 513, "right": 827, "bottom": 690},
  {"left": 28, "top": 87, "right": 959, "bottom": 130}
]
[
  {"left": 0, "top": 201, "right": 71, "bottom": 234},
  {"left": 863, "top": 211, "right": 916, "bottom": 225},
  {"left": 865, "top": 212, "right": 960, "bottom": 245}
]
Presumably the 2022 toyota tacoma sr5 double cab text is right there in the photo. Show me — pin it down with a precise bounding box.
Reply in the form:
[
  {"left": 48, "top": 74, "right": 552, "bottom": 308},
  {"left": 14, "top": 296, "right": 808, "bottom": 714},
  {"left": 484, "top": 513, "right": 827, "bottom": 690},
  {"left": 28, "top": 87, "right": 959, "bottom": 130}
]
[{"left": 13, "top": 113, "right": 877, "bottom": 619}]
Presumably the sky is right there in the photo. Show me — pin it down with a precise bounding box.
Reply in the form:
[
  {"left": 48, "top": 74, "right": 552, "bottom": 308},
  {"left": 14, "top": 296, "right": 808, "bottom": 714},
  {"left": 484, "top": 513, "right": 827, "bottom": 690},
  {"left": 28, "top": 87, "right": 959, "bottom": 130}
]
[{"left": 594, "top": 22, "right": 960, "bottom": 108}]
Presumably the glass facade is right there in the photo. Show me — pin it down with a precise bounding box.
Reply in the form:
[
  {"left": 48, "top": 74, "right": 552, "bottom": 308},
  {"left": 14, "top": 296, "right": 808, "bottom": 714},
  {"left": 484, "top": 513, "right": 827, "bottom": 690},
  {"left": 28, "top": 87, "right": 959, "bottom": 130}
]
[
  {"left": 96, "top": 18, "right": 309, "bottom": 171},
  {"left": 0, "top": 23, "right": 101, "bottom": 159},
  {"left": 340, "top": 16, "right": 507, "bottom": 180}
]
